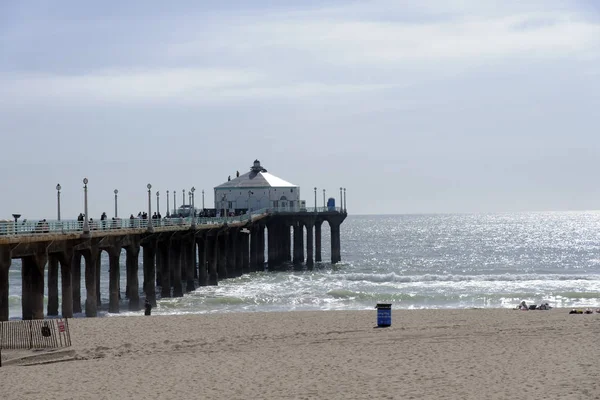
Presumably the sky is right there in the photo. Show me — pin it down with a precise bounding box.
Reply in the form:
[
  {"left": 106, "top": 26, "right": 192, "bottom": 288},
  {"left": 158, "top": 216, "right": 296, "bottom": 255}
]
[{"left": 1, "top": 0, "right": 599, "bottom": 218}]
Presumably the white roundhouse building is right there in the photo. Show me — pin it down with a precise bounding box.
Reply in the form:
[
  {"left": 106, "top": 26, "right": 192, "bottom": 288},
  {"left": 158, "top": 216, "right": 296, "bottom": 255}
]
[{"left": 214, "top": 160, "right": 304, "bottom": 215}]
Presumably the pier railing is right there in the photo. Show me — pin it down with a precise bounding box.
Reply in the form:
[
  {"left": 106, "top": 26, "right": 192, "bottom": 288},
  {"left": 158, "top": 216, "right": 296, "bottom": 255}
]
[{"left": 0, "top": 206, "right": 344, "bottom": 237}]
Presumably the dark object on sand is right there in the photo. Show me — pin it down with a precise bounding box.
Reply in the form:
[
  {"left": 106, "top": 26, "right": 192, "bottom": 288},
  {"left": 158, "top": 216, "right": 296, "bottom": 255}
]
[
  {"left": 376, "top": 303, "right": 392, "bottom": 327},
  {"left": 144, "top": 299, "right": 152, "bottom": 316}
]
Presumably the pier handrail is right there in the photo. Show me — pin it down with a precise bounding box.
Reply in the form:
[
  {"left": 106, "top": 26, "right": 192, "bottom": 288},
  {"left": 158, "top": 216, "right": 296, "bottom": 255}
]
[{"left": 0, "top": 206, "right": 343, "bottom": 237}]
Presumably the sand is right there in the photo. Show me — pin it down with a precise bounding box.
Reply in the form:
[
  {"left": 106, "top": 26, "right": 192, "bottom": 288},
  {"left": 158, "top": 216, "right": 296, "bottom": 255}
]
[{"left": 1, "top": 309, "right": 600, "bottom": 400}]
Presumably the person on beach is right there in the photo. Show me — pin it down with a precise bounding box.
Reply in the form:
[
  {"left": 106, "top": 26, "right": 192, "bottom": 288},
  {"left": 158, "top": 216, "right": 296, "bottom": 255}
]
[
  {"left": 144, "top": 299, "right": 152, "bottom": 316},
  {"left": 519, "top": 301, "right": 528, "bottom": 310}
]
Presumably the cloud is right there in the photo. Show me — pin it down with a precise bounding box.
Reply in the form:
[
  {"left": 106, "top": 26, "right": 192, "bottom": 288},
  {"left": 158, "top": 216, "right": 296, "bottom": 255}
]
[
  {"left": 1, "top": 68, "right": 263, "bottom": 105},
  {"left": 1, "top": 0, "right": 598, "bottom": 107}
]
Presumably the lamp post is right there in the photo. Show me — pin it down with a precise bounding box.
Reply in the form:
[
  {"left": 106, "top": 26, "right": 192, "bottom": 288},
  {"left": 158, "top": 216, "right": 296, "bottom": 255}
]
[
  {"left": 313, "top": 187, "right": 317, "bottom": 212},
  {"left": 202, "top": 189, "right": 205, "bottom": 212},
  {"left": 343, "top": 188, "right": 347, "bottom": 212},
  {"left": 147, "top": 184, "right": 153, "bottom": 231},
  {"left": 156, "top": 191, "right": 160, "bottom": 219},
  {"left": 114, "top": 189, "right": 118, "bottom": 218},
  {"left": 323, "top": 189, "right": 326, "bottom": 211},
  {"left": 182, "top": 189, "right": 185, "bottom": 206},
  {"left": 56, "top": 184, "right": 62, "bottom": 221},
  {"left": 83, "top": 178, "right": 89, "bottom": 234},
  {"left": 173, "top": 190, "right": 176, "bottom": 216},
  {"left": 188, "top": 191, "right": 192, "bottom": 208},
  {"left": 191, "top": 187, "right": 196, "bottom": 228},
  {"left": 339, "top": 187, "right": 343, "bottom": 212},
  {"left": 166, "top": 190, "right": 170, "bottom": 217}
]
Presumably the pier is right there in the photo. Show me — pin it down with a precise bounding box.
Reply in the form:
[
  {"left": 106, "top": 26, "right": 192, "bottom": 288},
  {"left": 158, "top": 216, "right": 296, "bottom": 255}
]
[{"left": 0, "top": 161, "right": 347, "bottom": 321}]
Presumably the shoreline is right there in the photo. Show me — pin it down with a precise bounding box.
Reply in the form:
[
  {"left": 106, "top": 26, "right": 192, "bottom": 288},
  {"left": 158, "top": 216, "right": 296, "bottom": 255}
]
[
  {"left": 4, "top": 304, "right": 599, "bottom": 320},
  {"left": 2, "top": 308, "right": 600, "bottom": 399}
]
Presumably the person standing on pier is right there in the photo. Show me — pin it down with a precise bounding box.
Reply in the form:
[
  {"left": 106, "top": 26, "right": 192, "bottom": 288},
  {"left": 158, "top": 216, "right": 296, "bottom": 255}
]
[{"left": 100, "top": 212, "right": 107, "bottom": 229}]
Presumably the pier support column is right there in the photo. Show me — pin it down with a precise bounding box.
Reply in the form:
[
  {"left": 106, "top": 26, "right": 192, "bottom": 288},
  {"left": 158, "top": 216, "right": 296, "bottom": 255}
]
[
  {"left": 207, "top": 235, "right": 218, "bottom": 285},
  {"left": 331, "top": 222, "right": 341, "bottom": 264},
  {"left": 126, "top": 244, "right": 140, "bottom": 311},
  {"left": 142, "top": 240, "right": 157, "bottom": 307},
  {"left": 293, "top": 222, "right": 304, "bottom": 265},
  {"left": 83, "top": 247, "right": 99, "bottom": 317},
  {"left": 315, "top": 221, "right": 322, "bottom": 262},
  {"left": 306, "top": 222, "right": 314, "bottom": 268},
  {"left": 258, "top": 224, "right": 265, "bottom": 270},
  {"left": 180, "top": 239, "right": 188, "bottom": 291},
  {"left": 228, "top": 230, "right": 238, "bottom": 277},
  {"left": 47, "top": 254, "right": 60, "bottom": 316},
  {"left": 72, "top": 252, "right": 82, "bottom": 314},
  {"left": 275, "top": 224, "right": 284, "bottom": 266},
  {"left": 250, "top": 227, "right": 258, "bottom": 272},
  {"left": 185, "top": 238, "right": 196, "bottom": 292},
  {"left": 171, "top": 239, "right": 183, "bottom": 297},
  {"left": 240, "top": 231, "right": 249, "bottom": 274},
  {"left": 22, "top": 252, "right": 47, "bottom": 320},
  {"left": 284, "top": 224, "right": 292, "bottom": 262},
  {"left": 59, "top": 249, "right": 73, "bottom": 318},
  {"left": 0, "top": 246, "right": 11, "bottom": 321},
  {"left": 158, "top": 241, "right": 170, "bottom": 298},
  {"left": 218, "top": 232, "right": 228, "bottom": 279},
  {"left": 197, "top": 236, "right": 208, "bottom": 286},
  {"left": 96, "top": 251, "right": 102, "bottom": 307},
  {"left": 108, "top": 246, "right": 121, "bottom": 313},
  {"left": 267, "top": 223, "right": 277, "bottom": 269},
  {"left": 156, "top": 244, "right": 162, "bottom": 288}
]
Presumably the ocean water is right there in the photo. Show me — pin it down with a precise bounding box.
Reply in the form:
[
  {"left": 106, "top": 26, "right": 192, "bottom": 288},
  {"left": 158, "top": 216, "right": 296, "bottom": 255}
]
[{"left": 7, "top": 212, "right": 600, "bottom": 318}]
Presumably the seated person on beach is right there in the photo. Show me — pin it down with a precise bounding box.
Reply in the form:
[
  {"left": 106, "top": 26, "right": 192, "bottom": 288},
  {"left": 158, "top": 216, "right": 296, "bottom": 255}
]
[
  {"left": 538, "top": 302, "right": 551, "bottom": 310},
  {"left": 519, "top": 301, "right": 528, "bottom": 310}
]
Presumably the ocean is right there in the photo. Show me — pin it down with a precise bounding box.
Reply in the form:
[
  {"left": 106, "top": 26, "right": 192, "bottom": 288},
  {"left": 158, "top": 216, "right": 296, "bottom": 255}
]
[{"left": 7, "top": 212, "right": 600, "bottom": 318}]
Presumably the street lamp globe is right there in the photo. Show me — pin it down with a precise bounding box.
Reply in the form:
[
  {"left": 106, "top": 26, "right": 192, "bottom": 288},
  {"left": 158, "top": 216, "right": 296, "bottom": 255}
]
[
  {"left": 114, "top": 189, "right": 118, "bottom": 195},
  {"left": 83, "top": 178, "right": 88, "bottom": 185},
  {"left": 56, "top": 184, "right": 61, "bottom": 191},
  {"left": 147, "top": 183, "right": 152, "bottom": 190}
]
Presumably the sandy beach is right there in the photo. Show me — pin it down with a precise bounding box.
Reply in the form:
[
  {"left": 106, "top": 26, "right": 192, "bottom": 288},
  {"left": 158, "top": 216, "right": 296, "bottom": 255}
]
[{"left": 1, "top": 309, "right": 599, "bottom": 399}]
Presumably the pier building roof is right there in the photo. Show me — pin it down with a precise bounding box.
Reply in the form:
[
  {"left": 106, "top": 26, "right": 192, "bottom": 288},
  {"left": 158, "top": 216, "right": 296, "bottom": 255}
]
[{"left": 215, "top": 160, "right": 297, "bottom": 189}]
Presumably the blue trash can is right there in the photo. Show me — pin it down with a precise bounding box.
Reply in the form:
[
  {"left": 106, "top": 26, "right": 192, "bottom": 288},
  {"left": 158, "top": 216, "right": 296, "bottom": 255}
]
[{"left": 376, "top": 303, "right": 392, "bottom": 327}]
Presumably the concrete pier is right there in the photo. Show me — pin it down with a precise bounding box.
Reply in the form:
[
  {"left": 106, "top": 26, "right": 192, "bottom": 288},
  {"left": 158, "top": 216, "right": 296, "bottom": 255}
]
[
  {"left": 59, "top": 249, "right": 74, "bottom": 318},
  {"left": 82, "top": 247, "right": 99, "bottom": 318},
  {"left": 171, "top": 238, "right": 183, "bottom": 298},
  {"left": 108, "top": 247, "right": 121, "bottom": 313},
  {"left": 0, "top": 206, "right": 346, "bottom": 321},
  {"left": 185, "top": 237, "right": 196, "bottom": 293},
  {"left": 207, "top": 234, "right": 218, "bottom": 285},
  {"left": 197, "top": 235, "right": 208, "bottom": 286},
  {"left": 0, "top": 246, "right": 11, "bottom": 321},
  {"left": 47, "top": 254, "right": 60, "bottom": 316},
  {"left": 72, "top": 252, "right": 82, "bottom": 314},
  {"left": 125, "top": 243, "right": 140, "bottom": 311}
]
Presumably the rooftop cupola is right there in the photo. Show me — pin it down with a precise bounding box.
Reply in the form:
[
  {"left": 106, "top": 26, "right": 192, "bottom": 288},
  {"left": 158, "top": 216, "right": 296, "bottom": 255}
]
[{"left": 251, "top": 159, "right": 267, "bottom": 173}]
